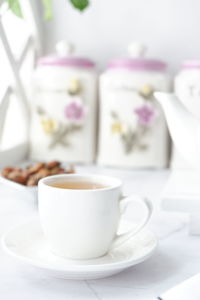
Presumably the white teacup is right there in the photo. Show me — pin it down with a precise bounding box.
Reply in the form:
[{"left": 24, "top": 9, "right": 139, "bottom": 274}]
[{"left": 38, "top": 174, "right": 152, "bottom": 260}]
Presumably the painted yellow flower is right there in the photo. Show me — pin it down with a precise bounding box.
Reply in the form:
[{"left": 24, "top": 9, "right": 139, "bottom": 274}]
[
  {"left": 139, "top": 85, "right": 154, "bottom": 99},
  {"left": 41, "top": 118, "right": 58, "bottom": 135},
  {"left": 68, "top": 78, "right": 81, "bottom": 95},
  {"left": 111, "top": 122, "right": 124, "bottom": 134}
]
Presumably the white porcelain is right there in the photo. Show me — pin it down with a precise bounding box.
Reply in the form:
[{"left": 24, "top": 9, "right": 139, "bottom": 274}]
[
  {"left": 29, "top": 41, "right": 97, "bottom": 163},
  {"left": 154, "top": 92, "right": 200, "bottom": 167},
  {"left": 2, "top": 218, "right": 157, "bottom": 280},
  {"left": 175, "top": 65, "right": 200, "bottom": 118},
  {"left": 0, "top": 175, "right": 37, "bottom": 201},
  {"left": 98, "top": 43, "right": 171, "bottom": 168},
  {"left": 38, "top": 174, "right": 152, "bottom": 260},
  {"left": 171, "top": 62, "right": 200, "bottom": 168}
]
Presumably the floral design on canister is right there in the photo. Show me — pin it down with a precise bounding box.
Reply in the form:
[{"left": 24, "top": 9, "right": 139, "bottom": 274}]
[
  {"left": 134, "top": 104, "right": 156, "bottom": 126},
  {"left": 64, "top": 98, "right": 86, "bottom": 123},
  {"left": 37, "top": 94, "right": 87, "bottom": 149},
  {"left": 110, "top": 85, "right": 158, "bottom": 154}
]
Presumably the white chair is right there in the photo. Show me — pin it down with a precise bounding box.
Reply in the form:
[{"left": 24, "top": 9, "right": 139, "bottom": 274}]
[{"left": 0, "top": 1, "right": 42, "bottom": 167}]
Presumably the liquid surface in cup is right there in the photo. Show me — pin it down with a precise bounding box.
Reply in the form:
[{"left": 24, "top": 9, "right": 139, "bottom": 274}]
[{"left": 50, "top": 181, "right": 108, "bottom": 190}]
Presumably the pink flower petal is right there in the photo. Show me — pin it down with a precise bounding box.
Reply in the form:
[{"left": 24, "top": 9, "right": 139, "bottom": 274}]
[
  {"left": 64, "top": 100, "right": 86, "bottom": 122},
  {"left": 134, "top": 104, "right": 156, "bottom": 126}
]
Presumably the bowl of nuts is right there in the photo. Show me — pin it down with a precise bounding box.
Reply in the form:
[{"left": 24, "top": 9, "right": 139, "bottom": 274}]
[{"left": 0, "top": 161, "right": 75, "bottom": 202}]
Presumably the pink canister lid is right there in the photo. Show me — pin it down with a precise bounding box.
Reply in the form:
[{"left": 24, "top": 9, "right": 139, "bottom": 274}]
[
  {"left": 181, "top": 60, "right": 200, "bottom": 70},
  {"left": 38, "top": 56, "right": 95, "bottom": 68},
  {"left": 108, "top": 58, "right": 166, "bottom": 71},
  {"left": 37, "top": 41, "right": 95, "bottom": 69},
  {"left": 107, "top": 43, "right": 166, "bottom": 71}
]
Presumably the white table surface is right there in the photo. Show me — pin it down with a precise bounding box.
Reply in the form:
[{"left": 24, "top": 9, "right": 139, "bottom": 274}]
[{"left": 0, "top": 165, "right": 200, "bottom": 300}]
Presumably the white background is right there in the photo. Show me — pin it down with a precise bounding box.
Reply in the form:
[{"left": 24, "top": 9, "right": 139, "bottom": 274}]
[{"left": 43, "top": 0, "right": 200, "bottom": 74}]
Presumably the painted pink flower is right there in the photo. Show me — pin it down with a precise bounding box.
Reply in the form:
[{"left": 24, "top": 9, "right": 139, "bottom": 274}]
[
  {"left": 64, "top": 99, "right": 86, "bottom": 123},
  {"left": 134, "top": 104, "right": 156, "bottom": 126}
]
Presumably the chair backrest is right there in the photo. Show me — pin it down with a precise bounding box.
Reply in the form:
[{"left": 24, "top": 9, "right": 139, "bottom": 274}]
[{"left": 0, "top": 1, "right": 42, "bottom": 167}]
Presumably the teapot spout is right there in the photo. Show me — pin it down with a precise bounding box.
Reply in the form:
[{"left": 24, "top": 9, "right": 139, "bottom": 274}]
[{"left": 154, "top": 92, "right": 200, "bottom": 166}]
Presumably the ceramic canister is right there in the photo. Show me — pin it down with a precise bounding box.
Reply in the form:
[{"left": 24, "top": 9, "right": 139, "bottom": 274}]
[
  {"left": 29, "top": 41, "right": 97, "bottom": 163},
  {"left": 171, "top": 60, "right": 200, "bottom": 168},
  {"left": 98, "top": 43, "right": 171, "bottom": 168},
  {"left": 175, "top": 60, "right": 200, "bottom": 118}
]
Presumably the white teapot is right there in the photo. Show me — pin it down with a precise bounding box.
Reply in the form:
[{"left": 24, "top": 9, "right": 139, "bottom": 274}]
[{"left": 155, "top": 91, "right": 200, "bottom": 166}]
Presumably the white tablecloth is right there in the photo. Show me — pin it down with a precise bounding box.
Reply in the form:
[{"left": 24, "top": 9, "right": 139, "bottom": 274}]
[{"left": 0, "top": 166, "right": 200, "bottom": 300}]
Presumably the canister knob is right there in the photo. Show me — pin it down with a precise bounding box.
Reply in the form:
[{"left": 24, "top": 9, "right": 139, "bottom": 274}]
[
  {"left": 128, "top": 42, "right": 147, "bottom": 58},
  {"left": 56, "top": 40, "right": 74, "bottom": 56}
]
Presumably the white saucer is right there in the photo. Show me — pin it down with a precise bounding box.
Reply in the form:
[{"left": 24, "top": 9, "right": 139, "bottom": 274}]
[{"left": 2, "top": 218, "right": 157, "bottom": 280}]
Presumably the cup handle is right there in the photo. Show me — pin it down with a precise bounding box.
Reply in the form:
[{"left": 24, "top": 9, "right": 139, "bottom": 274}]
[{"left": 111, "top": 195, "right": 153, "bottom": 249}]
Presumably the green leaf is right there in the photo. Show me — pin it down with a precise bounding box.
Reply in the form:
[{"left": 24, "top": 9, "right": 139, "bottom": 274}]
[
  {"left": 69, "top": 0, "right": 89, "bottom": 11},
  {"left": 6, "top": 0, "right": 23, "bottom": 18},
  {"left": 42, "top": 0, "right": 53, "bottom": 20}
]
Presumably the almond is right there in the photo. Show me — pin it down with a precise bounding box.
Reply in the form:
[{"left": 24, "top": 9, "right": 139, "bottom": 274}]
[
  {"left": 27, "top": 163, "right": 45, "bottom": 175},
  {"left": 46, "top": 161, "right": 60, "bottom": 169}
]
